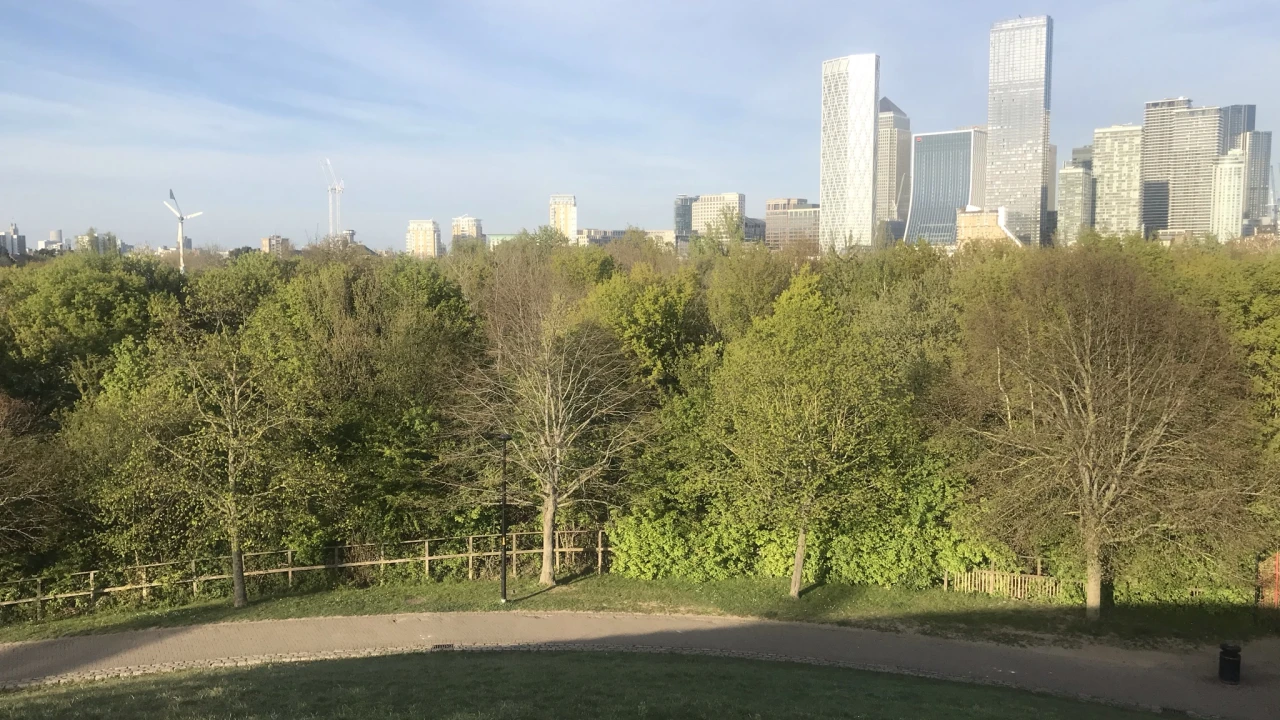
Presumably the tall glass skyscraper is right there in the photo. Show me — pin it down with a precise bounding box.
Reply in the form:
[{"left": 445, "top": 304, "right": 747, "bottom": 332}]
[
  {"left": 984, "top": 16, "right": 1053, "bottom": 246},
  {"left": 819, "top": 54, "right": 880, "bottom": 253},
  {"left": 673, "top": 195, "right": 698, "bottom": 242},
  {"left": 903, "top": 129, "right": 987, "bottom": 247},
  {"left": 1221, "top": 104, "right": 1256, "bottom": 151}
]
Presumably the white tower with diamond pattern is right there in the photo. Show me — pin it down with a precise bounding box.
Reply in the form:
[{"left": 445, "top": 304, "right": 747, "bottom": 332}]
[{"left": 819, "top": 53, "right": 879, "bottom": 253}]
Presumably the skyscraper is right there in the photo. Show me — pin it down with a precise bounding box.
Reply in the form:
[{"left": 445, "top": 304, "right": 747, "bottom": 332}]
[
  {"left": 903, "top": 128, "right": 987, "bottom": 247},
  {"left": 1241, "top": 131, "right": 1273, "bottom": 222},
  {"left": 406, "top": 220, "right": 441, "bottom": 259},
  {"left": 673, "top": 195, "right": 698, "bottom": 243},
  {"left": 1167, "top": 106, "right": 1224, "bottom": 235},
  {"left": 876, "top": 97, "right": 912, "bottom": 225},
  {"left": 1210, "top": 149, "right": 1248, "bottom": 240},
  {"left": 1057, "top": 163, "right": 1094, "bottom": 244},
  {"left": 1221, "top": 104, "right": 1256, "bottom": 151},
  {"left": 1141, "top": 97, "right": 1192, "bottom": 234},
  {"left": 1093, "top": 125, "right": 1142, "bottom": 235},
  {"left": 549, "top": 194, "right": 578, "bottom": 242},
  {"left": 819, "top": 53, "right": 879, "bottom": 252},
  {"left": 985, "top": 15, "right": 1053, "bottom": 246}
]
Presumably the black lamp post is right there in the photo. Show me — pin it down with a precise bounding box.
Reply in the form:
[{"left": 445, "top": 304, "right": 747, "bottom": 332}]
[{"left": 494, "top": 433, "right": 512, "bottom": 603}]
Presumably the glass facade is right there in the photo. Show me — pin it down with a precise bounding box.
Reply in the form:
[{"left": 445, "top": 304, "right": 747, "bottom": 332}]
[
  {"left": 903, "top": 130, "right": 985, "bottom": 247},
  {"left": 819, "top": 54, "right": 879, "bottom": 253},
  {"left": 985, "top": 16, "right": 1053, "bottom": 246},
  {"left": 673, "top": 195, "right": 698, "bottom": 241},
  {"left": 1221, "top": 104, "right": 1256, "bottom": 151}
]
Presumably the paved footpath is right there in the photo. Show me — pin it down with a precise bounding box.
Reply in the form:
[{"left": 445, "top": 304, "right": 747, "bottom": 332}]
[{"left": 1, "top": 612, "right": 1278, "bottom": 719}]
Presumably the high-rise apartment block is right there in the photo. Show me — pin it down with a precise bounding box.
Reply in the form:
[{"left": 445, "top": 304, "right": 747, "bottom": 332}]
[
  {"left": 261, "top": 234, "right": 291, "bottom": 257},
  {"left": 1241, "top": 131, "right": 1273, "bottom": 223},
  {"left": 406, "top": 220, "right": 441, "bottom": 259},
  {"left": 549, "top": 194, "right": 578, "bottom": 243},
  {"left": 819, "top": 53, "right": 880, "bottom": 252},
  {"left": 903, "top": 128, "right": 987, "bottom": 247},
  {"left": 1167, "top": 106, "right": 1224, "bottom": 235},
  {"left": 1221, "top": 104, "right": 1256, "bottom": 151},
  {"left": 1057, "top": 163, "right": 1094, "bottom": 244},
  {"left": 1140, "top": 98, "right": 1192, "bottom": 234},
  {"left": 691, "top": 193, "right": 747, "bottom": 236},
  {"left": 674, "top": 195, "right": 698, "bottom": 243},
  {"left": 451, "top": 215, "right": 484, "bottom": 243},
  {"left": 1093, "top": 125, "right": 1142, "bottom": 235},
  {"left": 985, "top": 16, "right": 1053, "bottom": 246},
  {"left": 764, "top": 198, "right": 820, "bottom": 250},
  {"left": 2, "top": 224, "right": 25, "bottom": 257},
  {"left": 876, "top": 97, "right": 911, "bottom": 225},
  {"left": 1211, "top": 149, "right": 1248, "bottom": 240}
]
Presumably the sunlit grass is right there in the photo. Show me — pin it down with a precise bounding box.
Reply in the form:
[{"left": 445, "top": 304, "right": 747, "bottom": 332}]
[
  {"left": 0, "top": 650, "right": 1165, "bottom": 719},
  {"left": 2, "top": 574, "right": 1275, "bottom": 646}
]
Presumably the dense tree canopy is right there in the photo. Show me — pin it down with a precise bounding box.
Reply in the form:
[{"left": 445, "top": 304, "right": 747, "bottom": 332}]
[{"left": 3, "top": 233, "right": 1279, "bottom": 618}]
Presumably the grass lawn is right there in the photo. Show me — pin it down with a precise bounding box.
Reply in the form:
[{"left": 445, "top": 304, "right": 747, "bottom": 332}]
[
  {"left": 2, "top": 574, "right": 1276, "bottom": 647},
  {"left": 0, "top": 650, "right": 1164, "bottom": 719}
]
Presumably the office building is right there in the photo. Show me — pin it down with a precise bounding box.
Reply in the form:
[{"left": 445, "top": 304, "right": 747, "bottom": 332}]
[
  {"left": 406, "top": 220, "right": 441, "bottom": 259},
  {"left": 691, "top": 192, "right": 747, "bottom": 236},
  {"left": 46, "top": 230, "right": 63, "bottom": 251},
  {"left": 1211, "top": 149, "right": 1248, "bottom": 240},
  {"left": 1141, "top": 98, "right": 1193, "bottom": 234},
  {"left": 744, "top": 217, "right": 766, "bottom": 242},
  {"left": 903, "top": 128, "right": 987, "bottom": 247},
  {"left": 985, "top": 15, "right": 1053, "bottom": 246},
  {"left": 876, "top": 97, "right": 912, "bottom": 225},
  {"left": 1, "top": 224, "right": 23, "bottom": 257},
  {"left": 577, "top": 228, "right": 627, "bottom": 245},
  {"left": 1057, "top": 163, "right": 1094, "bottom": 244},
  {"left": 1241, "top": 131, "right": 1273, "bottom": 222},
  {"left": 1072, "top": 145, "right": 1094, "bottom": 170},
  {"left": 956, "top": 206, "right": 1019, "bottom": 248},
  {"left": 646, "top": 230, "right": 677, "bottom": 248},
  {"left": 486, "top": 234, "right": 518, "bottom": 248},
  {"left": 260, "top": 234, "right": 290, "bottom": 256},
  {"left": 549, "top": 194, "right": 578, "bottom": 242},
  {"left": 1167, "top": 106, "right": 1224, "bottom": 235},
  {"left": 1221, "top": 104, "right": 1256, "bottom": 151},
  {"left": 765, "top": 198, "right": 820, "bottom": 250},
  {"left": 1093, "top": 125, "right": 1142, "bottom": 234},
  {"left": 452, "top": 215, "right": 484, "bottom": 243},
  {"left": 674, "top": 195, "right": 698, "bottom": 243},
  {"left": 819, "top": 53, "right": 880, "bottom": 252}
]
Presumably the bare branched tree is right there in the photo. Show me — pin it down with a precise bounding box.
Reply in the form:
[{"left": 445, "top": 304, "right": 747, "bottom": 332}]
[
  {"left": 457, "top": 245, "right": 650, "bottom": 586},
  {"left": 0, "top": 395, "right": 58, "bottom": 553},
  {"left": 954, "top": 247, "right": 1270, "bottom": 620}
]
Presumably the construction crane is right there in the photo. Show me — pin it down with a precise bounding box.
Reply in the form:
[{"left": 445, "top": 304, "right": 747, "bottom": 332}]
[{"left": 323, "top": 159, "right": 344, "bottom": 239}]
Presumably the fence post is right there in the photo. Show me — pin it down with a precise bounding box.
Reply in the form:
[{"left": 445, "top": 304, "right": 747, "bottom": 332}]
[
  {"left": 88, "top": 570, "right": 97, "bottom": 607},
  {"left": 467, "top": 536, "right": 475, "bottom": 580},
  {"left": 141, "top": 566, "right": 149, "bottom": 602},
  {"left": 943, "top": 570, "right": 948, "bottom": 592},
  {"left": 423, "top": 540, "right": 430, "bottom": 580},
  {"left": 1036, "top": 557, "right": 1042, "bottom": 576},
  {"left": 597, "top": 530, "right": 604, "bottom": 575},
  {"left": 35, "top": 578, "right": 43, "bottom": 621},
  {"left": 287, "top": 550, "right": 294, "bottom": 588},
  {"left": 511, "top": 534, "right": 518, "bottom": 579},
  {"left": 379, "top": 545, "right": 385, "bottom": 585},
  {"left": 192, "top": 560, "right": 199, "bottom": 596}
]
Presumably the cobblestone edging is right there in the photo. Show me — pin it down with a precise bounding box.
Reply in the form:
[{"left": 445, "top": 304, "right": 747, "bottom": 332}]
[{"left": 0, "top": 641, "right": 1172, "bottom": 716}]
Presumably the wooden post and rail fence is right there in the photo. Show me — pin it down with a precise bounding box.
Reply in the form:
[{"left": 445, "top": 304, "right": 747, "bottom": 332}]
[
  {"left": 5, "top": 537, "right": 1279, "bottom": 621},
  {"left": 0, "top": 529, "right": 608, "bottom": 620}
]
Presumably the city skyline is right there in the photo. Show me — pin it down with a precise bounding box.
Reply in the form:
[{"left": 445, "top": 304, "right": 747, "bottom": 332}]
[{"left": 1, "top": 2, "right": 1277, "bottom": 250}]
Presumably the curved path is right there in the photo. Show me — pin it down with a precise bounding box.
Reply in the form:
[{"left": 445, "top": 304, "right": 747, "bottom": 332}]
[{"left": 2, "top": 612, "right": 1277, "bottom": 719}]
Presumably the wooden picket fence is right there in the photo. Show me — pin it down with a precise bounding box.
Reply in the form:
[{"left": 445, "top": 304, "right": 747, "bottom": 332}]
[
  {"left": 942, "top": 568, "right": 1066, "bottom": 601},
  {"left": 0, "top": 529, "right": 608, "bottom": 621}
]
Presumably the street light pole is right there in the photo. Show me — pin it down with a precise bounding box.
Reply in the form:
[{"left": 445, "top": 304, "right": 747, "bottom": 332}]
[{"left": 496, "top": 433, "right": 512, "bottom": 603}]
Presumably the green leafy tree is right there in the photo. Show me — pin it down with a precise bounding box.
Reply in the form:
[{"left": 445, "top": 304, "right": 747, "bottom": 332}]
[{"left": 709, "top": 271, "right": 912, "bottom": 597}]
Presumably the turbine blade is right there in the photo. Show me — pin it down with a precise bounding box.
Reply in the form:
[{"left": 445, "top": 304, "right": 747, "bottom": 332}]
[
  {"left": 163, "top": 201, "right": 182, "bottom": 218},
  {"left": 184, "top": 211, "right": 203, "bottom": 219}
]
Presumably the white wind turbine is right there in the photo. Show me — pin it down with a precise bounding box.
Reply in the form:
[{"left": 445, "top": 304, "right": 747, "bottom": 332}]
[
  {"left": 323, "top": 158, "right": 343, "bottom": 240},
  {"left": 164, "top": 189, "right": 203, "bottom": 275}
]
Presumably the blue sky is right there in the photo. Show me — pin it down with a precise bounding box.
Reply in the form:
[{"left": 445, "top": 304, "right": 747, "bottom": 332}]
[{"left": 1, "top": 0, "right": 1276, "bottom": 250}]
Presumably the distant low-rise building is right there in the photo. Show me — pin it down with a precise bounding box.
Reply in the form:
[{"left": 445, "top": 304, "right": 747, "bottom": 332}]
[
  {"left": 691, "top": 193, "right": 747, "bottom": 236},
  {"left": 955, "top": 206, "right": 1020, "bottom": 249},
  {"left": 765, "top": 198, "right": 820, "bottom": 250},
  {"left": 577, "top": 228, "right": 627, "bottom": 246},
  {"left": 645, "top": 230, "right": 676, "bottom": 248},
  {"left": 485, "top": 233, "right": 517, "bottom": 248}
]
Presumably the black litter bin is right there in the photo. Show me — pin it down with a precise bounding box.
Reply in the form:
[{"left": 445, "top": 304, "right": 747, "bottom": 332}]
[{"left": 1219, "top": 644, "right": 1241, "bottom": 685}]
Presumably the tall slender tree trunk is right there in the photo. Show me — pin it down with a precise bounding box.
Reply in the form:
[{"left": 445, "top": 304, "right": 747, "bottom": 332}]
[
  {"left": 539, "top": 489, "right": 558, "bottom": 587},
  {"left": 230, "top": 527, "right": 248, "bottom": 608},
  {"left": 1084, "top": 533, "right": 1102, "bottom": 622},
  {"left": 789, "top": 524, "right": 807, "bottom": 599}
]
